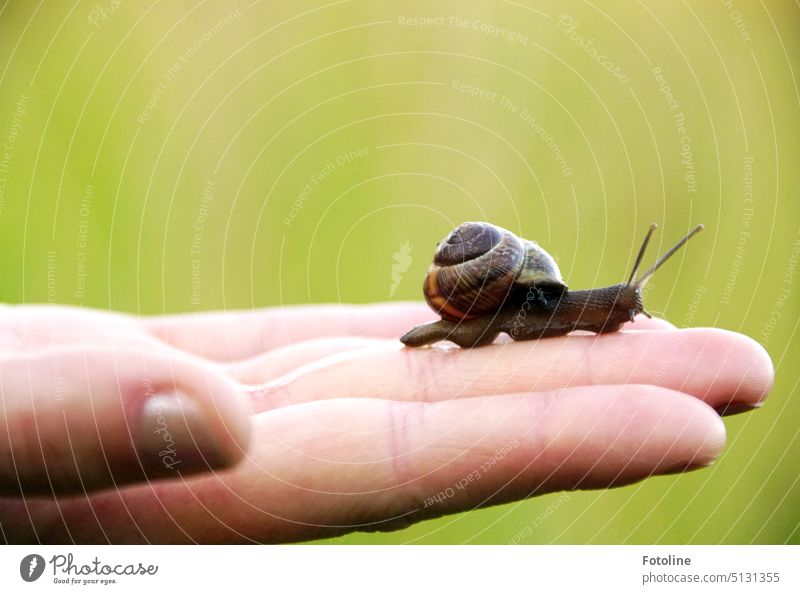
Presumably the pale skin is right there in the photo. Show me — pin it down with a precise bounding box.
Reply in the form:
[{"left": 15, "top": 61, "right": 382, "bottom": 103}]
[{"left": 0, "top": 303, "right": 773, "bottom": 543}]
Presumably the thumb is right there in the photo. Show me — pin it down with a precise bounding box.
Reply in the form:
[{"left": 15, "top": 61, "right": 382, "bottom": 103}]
[{"left": 0, "top": 346, "right": 250, "bottom": 495}]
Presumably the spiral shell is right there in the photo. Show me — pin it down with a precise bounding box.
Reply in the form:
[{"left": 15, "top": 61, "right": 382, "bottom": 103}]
[{"left": 423, "top": 222, "right": 567, "bottom": 321}]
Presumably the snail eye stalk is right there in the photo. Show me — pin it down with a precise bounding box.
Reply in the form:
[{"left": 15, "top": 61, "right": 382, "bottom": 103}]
[
  {"left": 627, "top": 223, "right": 658, "bottom": 286},
  {"left": 633, "top": 224, "right": 704, "bottom": 289}
]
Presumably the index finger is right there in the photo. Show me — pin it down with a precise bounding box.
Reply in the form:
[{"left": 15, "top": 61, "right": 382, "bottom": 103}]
[{"left": 143, "top": 304, "right": 675, "bottom": 362}]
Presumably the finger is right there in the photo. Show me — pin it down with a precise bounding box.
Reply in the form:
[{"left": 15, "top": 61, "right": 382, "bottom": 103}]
[
  {"left": 2, "top": 384, "right": 724, "bottom": 543},
  {"left": 0, "top": 347, "right": 250, "bottom": 495},
  {"left": 143, "top": 303, "right": 436, "bottom": 362},
  {"left": 249, "top": 328, "right": 773, "bottom": 413},
  {"left": 224, "top": 314, "right": 675, "bottom": 383},
  {"left": 0, "top": 305, "right": 165, "bottom": 353},
  {"left": 223, "top": 337, "right": 385, "bottom": 384}
]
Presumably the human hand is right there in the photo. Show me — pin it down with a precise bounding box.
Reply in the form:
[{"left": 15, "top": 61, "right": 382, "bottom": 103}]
[{"left": 0, "top": 303, "right": 773, "bottom": 543}]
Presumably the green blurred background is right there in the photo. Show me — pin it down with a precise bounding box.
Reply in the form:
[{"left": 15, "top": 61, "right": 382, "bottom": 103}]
[{"left": 1, "top": 0, "right": 797, "bottom": 543}]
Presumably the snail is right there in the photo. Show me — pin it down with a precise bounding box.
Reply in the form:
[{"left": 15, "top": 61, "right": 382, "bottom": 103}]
[{"left": 400, "top": 222, "right": 704, "bottom": 348}]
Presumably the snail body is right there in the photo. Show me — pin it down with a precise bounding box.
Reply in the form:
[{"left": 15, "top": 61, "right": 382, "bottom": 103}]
[{"left": 401, "top": 222, "right": 703, "bottom": 348}]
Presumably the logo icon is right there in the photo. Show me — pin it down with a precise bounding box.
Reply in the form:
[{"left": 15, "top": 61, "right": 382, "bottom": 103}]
[
  {"left": 390, "top": 241, "right": 413, "bottom": 297},
  {"left": 20, "top": 554, "right": 45, "bottom": 582}
]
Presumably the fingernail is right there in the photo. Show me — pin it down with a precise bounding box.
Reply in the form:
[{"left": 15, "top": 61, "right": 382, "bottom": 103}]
[
  {"left": 659, "top": 459, "right": 716, "bottom": 476},
  {"left": 714, "top": 401, "right": 764, "bottom": 417},
  {"left": 137, "top": 392, "right": 231, "bottom": 478}
]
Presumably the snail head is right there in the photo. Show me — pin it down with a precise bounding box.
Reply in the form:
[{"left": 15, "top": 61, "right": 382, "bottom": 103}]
[{"left": 622, "top": 223, "right": 704, "bottom": 318}]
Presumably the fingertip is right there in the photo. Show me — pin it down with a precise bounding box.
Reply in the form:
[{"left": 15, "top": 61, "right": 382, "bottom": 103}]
[
  {"left": 0, "top": 347, "right": 252, "bottom": 506},
  {"left": 684, "top": 394, "right": 727, "bottom": 467},
  {"left": 688, "top": 328, "right": 775, "bottom": 407},
  {"left": 136, "top": 389, "right": 247, "bottom": 480},
  {"left": 549, "top": 385, "right": 727, "bottom": 484},
  {"left": 738, "top": 334, "right": 774, "bottom": 405},
  {"left": 629, "top": 385, "right": 727, "bottom": 470},
  {"left": 94, "top": 361, "right": 252, "bottom": 490}
]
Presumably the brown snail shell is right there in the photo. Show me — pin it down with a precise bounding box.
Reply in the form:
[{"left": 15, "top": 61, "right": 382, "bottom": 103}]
[{"left": 423, "top": 222, "right": 567, "bottom": 321}]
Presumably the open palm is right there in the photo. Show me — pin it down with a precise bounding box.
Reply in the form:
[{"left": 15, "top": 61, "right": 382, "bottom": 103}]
[{"left": 0, "top": 303, "right": 773, "bottom": 543}]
